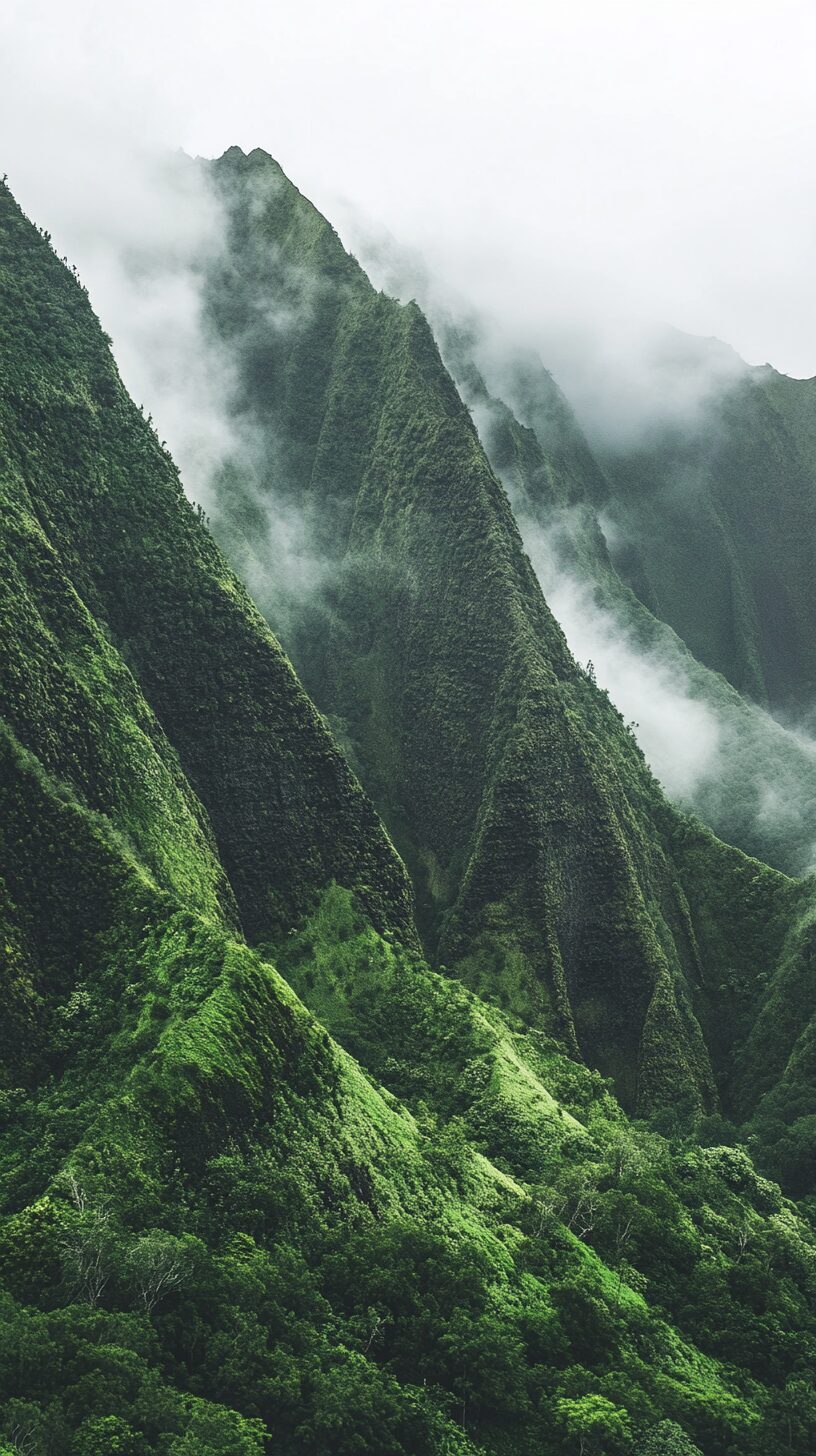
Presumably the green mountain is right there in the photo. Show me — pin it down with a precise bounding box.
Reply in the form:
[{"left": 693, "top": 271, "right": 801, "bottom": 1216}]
[
  {"left": 197, "top": 149, "right": 816, "bottom": 1160},
  {"left": 3, "top": 158, "right": 816, "bottom": 1456}
]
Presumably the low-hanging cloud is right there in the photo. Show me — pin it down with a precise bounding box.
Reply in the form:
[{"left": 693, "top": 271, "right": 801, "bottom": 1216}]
[
  {"left": 2, "top": 113, "right": 341, "bottom": 645},
  {"left": 521, "top": 514, "right": 723, "bottom": 802},
  {"left": 331, "top": 210, "right": 753, "bottom": 455},
  {"left": 2, "top": 111, "right": 242, "bottom": 519},
  {"left": 507, "top": 501, "right": 816, "bottom": 875}
]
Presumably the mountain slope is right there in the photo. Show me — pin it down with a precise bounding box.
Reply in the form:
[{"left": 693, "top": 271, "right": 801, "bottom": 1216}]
[
  {"left": 592, "top": 342, "right": 816, "bottom": 717},
  {"left": 6, "top": 712, "right": 816, "bottom": 1456},
  {"left": 197, "top": 148, "right": 816, "bottom": 1149},
  {"left": 0, "top": 182, "right": 414, "bottom": 948},
  {"left": 438, "top": 321, "right": 816, "bottom": 880},
  {"left": 434, "top": 319, "right": 816, "bottom": 1193}
]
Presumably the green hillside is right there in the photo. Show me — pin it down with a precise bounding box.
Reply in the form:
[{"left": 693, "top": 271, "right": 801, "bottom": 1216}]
[
  {"left": 433, "top": 320, "right": 816, "bottom": 1196},
  {"left": 0, "top": 182, "right": 414, "bottom": 950},
  {"left": 3, "top": 160, "right": 816, "bottom": 1456}
]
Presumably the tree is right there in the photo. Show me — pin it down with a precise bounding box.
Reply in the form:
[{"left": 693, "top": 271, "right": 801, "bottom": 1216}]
[
  {"left": 639, "top": 1420, "right": 703, "bottom": 1455},
  {"left": 555, "top": 1394, "right": 632, "bottom": 1456},
  {"left": 0, "top": 1399, "right": 45, "bottom": 1456},
  {"left": 164, "top": 1404, "right": 266, "bottom": 1456},
  {"left": 72, "top": 1416, "right": 145, "bottom": 1456},
  {"left": 126, "top": 1231, "right": 194, "bottom": 1314},
  {"left": 59, "top": 1179, "right": 114, "bottom": 1307},
  {"left": 530, "top": 1167, "right": 601, "bottom": 1241}
]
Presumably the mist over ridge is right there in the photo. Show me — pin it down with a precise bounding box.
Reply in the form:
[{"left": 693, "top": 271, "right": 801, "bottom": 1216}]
[
  {"left": 8, "top": 132, "right": 815, "bottom": 882},
  {"left": 315, "top": 211, "right": 816, "bottom": 876}
]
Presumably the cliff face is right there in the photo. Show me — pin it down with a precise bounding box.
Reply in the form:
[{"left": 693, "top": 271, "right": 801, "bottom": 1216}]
[{"left": 422, "top": 310, "right": 816, "bottom": 881}]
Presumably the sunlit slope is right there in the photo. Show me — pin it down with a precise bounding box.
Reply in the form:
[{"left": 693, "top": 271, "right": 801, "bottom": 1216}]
[
  {"left": 200, "top": 147, "right": 816, "bottom": 1136},
  {"left": 6, "top": 717, "right": 816, "bottom": 1456}
]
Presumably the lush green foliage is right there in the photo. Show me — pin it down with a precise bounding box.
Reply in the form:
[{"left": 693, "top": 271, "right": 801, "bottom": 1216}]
[
  {"left": 2, "top": 158, "right": 816, "bottom": 1456},
  {"left": 438, "top": 323, "right": 816, "bottom": 1191}
]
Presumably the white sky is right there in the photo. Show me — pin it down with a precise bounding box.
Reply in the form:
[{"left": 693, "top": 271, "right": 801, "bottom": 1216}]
[{"left": 2, "top": 0, "right": 816, "bottom": 375}]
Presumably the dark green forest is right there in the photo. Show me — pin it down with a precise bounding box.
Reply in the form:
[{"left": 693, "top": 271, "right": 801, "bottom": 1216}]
[{"left": 2, "top": 153, "right": 816, "bottom": 1455}]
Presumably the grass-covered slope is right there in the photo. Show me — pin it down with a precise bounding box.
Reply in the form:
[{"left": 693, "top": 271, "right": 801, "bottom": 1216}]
[
  {"left": 5, "top": 722, "right": 816, "bottom": 1456},
  {"left": 6, "top": 174, "right": 816, "bottom": 1456},
  {"left": 199, "top": 148, "right": 816, "bottom": 1140}
]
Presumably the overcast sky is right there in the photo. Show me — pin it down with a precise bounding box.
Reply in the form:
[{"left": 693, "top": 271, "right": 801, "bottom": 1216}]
[{"left": 2, "top": 0, "right": 816, "bottom": 376}]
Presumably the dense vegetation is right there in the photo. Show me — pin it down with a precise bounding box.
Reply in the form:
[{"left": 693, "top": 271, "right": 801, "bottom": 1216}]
[{"left": 2, "top": 157, "right": 816, "bottom": 1455}]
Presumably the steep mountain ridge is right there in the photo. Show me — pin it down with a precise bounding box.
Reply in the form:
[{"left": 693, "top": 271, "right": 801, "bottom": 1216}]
[
  {"left": 197, "top": 148, "right": 816, "bottom": 1146},
  {"left": 438, "top": 320, "right": 816, "bottom": 879},
  {"left": 0, "top": 182, "right": 414, "bottom": 948},
  {"left": 434, "top": 319, "right": 816, "bottom": 1191},
  {"left": 4, "top": 162, "right": 816, "bottom": 1454}
]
